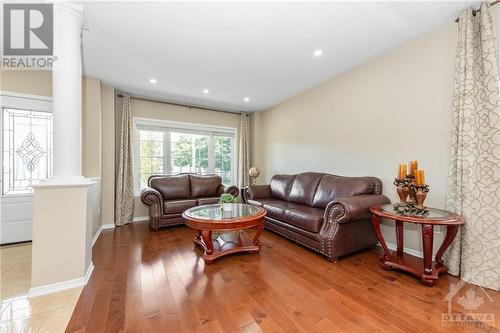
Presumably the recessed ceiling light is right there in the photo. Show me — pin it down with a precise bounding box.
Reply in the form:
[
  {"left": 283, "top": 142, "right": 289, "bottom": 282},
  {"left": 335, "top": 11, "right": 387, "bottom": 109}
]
[
  {"left": 203, "top": 89, "right": 209, "bottom": 94},
  {"left": 149, "top": 78, "right": 157, "bottom": 84},
  {"left": 244, "top": 97, "right": 250, "bottom": 102},
  {"left": 313, "top": 49, "right": 323, "bottom": 57}
]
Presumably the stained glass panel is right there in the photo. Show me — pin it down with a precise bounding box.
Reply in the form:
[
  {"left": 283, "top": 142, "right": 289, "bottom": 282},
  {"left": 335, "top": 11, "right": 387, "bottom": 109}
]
[{"left": 2, "top": 108, "right": 53, "bottom": 195}]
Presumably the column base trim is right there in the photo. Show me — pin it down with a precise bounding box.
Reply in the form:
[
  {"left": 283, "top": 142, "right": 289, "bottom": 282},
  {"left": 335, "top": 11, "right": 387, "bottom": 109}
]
[{"left": 28, "top": 262, "right": 94, "bottom": 298}]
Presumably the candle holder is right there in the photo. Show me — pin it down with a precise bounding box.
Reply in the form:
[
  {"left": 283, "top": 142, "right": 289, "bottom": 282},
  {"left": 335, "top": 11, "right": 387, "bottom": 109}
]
[
  {"left": 411, "top": 184, "right": 430, "bottom": 209},
  {"left": 393, "top": 202, "right": 429, "bottom": 216},
  {"left": 406, "top": 175, "right": 416, "bottom": 203},
  {"left": 393, "top": 178, "right": 410, "bottom": 203}
]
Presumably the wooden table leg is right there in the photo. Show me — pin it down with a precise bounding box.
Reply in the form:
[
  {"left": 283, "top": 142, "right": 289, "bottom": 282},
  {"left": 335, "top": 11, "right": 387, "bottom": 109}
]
[
  {"left": 396, "top": 221, "right": 404, "bottom": 254},
  {"left": 371, "top": 214, "right": 391, "bottom": 270},
  {"left": 253, "top": 221, "right": 264, "bottom": 246},
  {"left": 421, "top": 224, "right": 434, "bottom": 286},
  {"left": 194, "top": 230, "right": 202, "bottom": 243},
  {"left": 201, "top": 230, "right": 213, "bottom": 255},
  {"left": 434, "top": 225, "right": 459, "bottom": 266}
]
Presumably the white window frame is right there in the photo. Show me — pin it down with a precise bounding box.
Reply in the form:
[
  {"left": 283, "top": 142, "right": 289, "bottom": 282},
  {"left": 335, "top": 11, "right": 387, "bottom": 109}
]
[
  {"left": 133, "top": 117, "right": 237, "bottom": 195},
  {"left": 0, "top": 91, "right": 52, "bottom": 197}
]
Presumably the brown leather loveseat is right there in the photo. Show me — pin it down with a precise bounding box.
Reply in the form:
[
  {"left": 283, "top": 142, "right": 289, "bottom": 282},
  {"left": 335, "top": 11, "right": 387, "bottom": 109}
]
[
  {"left": 242, "top": 172, "right": 389, "bottom": 261},
  {"left": 141, "top": 174, "right": 238, "bottom": 230}
]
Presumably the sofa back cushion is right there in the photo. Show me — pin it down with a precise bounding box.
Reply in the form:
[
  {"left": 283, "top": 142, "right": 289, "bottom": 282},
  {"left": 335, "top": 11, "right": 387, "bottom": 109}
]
[
  {"left": 190, "top": 174, "right": 222, "bottom": 198},
  {"left": 270, "top": 174, "right": 296, "bottom": 201},
  {"left": 288, "top": 172, "right": 324, "bottom": 206},
  {"left": 150, "top": 174, "right": 190, "bottom": 200},
  {"left": 312, "top": 175, "right": 381, "bottom": 208}
]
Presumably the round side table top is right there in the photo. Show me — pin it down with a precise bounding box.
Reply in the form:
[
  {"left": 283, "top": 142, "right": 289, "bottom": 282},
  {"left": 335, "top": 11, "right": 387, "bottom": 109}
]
[{"left": 370, "top": 204, "right": 464, "bottom": 225}]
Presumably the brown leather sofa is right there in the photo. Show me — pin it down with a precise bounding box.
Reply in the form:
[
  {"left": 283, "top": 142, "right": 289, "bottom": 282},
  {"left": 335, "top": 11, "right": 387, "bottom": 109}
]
[
  {"left": 242, "top": 172, "right": 389, "bottom": 261},
  {"left": 141, "top": 174, "right": 239, "bottom": 230}
]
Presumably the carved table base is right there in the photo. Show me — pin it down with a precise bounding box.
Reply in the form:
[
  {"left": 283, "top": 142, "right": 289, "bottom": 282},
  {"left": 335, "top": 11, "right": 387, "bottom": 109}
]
[
  {"left": 193, "top": 227, "right": 263, "bottom": 264},
  {"left": 370, "top": 210, "right": 462, "bottom": 287}
]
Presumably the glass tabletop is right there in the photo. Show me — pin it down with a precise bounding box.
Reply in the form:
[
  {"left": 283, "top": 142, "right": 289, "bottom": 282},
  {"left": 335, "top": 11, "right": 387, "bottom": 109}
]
[
  {"left": 380, "top": 204, "right": 452, "bottom": 220},
  {"left": 184, "top": 204, "right": 261, "bottom": 220}
]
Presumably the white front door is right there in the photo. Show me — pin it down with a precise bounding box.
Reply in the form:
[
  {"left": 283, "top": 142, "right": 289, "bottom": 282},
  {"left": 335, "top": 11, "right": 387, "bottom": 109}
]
[
  {"left": 0, "top": 92, "right": 52, "bottom": 244},
  {"left": 1, "top": 195, "right": 32, "bottom": 244}
]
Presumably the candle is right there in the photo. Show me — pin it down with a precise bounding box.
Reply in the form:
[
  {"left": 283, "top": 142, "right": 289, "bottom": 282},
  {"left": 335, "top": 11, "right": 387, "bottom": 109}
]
[
  {"left": 398, "top": 164, "right": 407, "bottom": 179},
  {"left": 415, "top": 170, "right": 425, "bottom": 185},
  {"left": 409, "top": 160, "right": 418, "bottom": 177}
]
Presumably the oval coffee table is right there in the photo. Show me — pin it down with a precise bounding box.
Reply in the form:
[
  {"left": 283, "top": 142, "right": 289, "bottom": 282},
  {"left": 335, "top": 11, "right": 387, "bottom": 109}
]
[
  {"left": 182, "top": 204, "right": 266, "bottom": 264},
  {"left": 370, "top": 204, "right": 464, "bottom": 286}
]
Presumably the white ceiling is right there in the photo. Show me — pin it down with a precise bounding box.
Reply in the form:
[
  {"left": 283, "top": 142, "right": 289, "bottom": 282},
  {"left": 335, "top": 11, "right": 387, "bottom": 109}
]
[{"left": 81, "top": 1, "right": 478, "bottom": 112}]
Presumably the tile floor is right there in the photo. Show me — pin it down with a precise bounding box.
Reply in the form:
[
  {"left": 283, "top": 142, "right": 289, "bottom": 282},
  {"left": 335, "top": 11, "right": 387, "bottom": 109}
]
[{"left": 0, "top": 243, "right": 82, "bottom": 333}]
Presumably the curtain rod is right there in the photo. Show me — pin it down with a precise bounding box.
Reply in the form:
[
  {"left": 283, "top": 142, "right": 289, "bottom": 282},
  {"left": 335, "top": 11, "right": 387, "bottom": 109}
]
[
  {"left": 455, "top": 0, "right": 499, "bottom": 22},
  {"left": 116, "top": 93, "right": 245, "bottom": 115}
]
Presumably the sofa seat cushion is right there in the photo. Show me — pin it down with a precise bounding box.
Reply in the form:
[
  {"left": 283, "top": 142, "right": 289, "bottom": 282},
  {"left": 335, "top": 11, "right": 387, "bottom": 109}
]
[
  {"left": 247, "top": 199, "right": 264, "bottom": 207},
  {"left": 164, "top": 199, "right": 197, "bottom": 214},
  {"left": 249, "top": 199, "right": 289, "bottom": 220},
  {"left": 197, "top": 197, "right": 220, "bottom": 205},
  {"left": 251, "top": 199, "right": 300, "bottom": 221},
  {"left": 283, "top": 205, "right": 324, "bottom": 234}
]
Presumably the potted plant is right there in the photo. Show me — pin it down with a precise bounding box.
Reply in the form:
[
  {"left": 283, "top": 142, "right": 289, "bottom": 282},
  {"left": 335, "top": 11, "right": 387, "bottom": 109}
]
[{"left": 219, "top": 193, "right": 236, "bottom": 212}]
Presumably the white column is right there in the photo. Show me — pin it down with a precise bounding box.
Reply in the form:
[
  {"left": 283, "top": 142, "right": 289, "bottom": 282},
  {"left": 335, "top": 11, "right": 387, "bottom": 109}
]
[
  {"left": 52, "top": 3, "right": 85, "bottom": 179},
  {"left": 30, "top": 3, "right": 97, "bottom": 296}
]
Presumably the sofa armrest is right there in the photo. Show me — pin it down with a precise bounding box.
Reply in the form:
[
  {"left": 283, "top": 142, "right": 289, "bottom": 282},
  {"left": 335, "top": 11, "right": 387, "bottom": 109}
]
[
  {"left": 217, "top": 184, "right": 240, "bottom": 197},
  {"left": 141, "top": 187, "right": 164, "bottom": 214},
  {"left": 323, "top": 194, "right": 390, "bottom": 224},
  {"left": 241, "top": 185, "right": 272, "bottom": 203},
  {"left": 224, "top": 185, "right": 239, "bottom": 197}
]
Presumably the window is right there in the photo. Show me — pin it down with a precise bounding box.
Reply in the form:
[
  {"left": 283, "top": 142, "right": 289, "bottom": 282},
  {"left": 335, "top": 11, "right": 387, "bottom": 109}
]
[
  {"left": 139, "top": 130, "right": 164, "bottom": 188},
  {"left": 134, "top": 119, "right": 236, "bottom": 192},
  {"left": 2, "top": 108, "right": 53, "bottom": 195}
]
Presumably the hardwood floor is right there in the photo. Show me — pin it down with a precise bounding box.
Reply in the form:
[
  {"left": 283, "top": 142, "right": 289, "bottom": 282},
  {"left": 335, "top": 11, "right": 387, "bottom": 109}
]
[{"left": 66, "top": 221, "right": 499, "bottom": 333}]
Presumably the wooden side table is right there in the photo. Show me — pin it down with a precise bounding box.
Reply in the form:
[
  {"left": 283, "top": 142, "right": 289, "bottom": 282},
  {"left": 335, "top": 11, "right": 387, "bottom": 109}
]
[{"left": 370, "top": 204, "right": 464, "bottom": 286}]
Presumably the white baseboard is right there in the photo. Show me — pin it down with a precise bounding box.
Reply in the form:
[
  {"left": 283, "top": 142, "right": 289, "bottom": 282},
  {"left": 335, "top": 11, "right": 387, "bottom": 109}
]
[
  {"left": 133, "top": 216, "right": 148, "bottom": 222},
  {"left": 29, "top": 262, "right": 94, "bottom": 298},
  {"left": 84, "top": 261, "right": 94, "bottom": 284},
  {"left": 378, "top": 242, "right": 423, "bottom": 258},
  {"left": 91, "top": 223, "right": 115, "bottom": 247}
]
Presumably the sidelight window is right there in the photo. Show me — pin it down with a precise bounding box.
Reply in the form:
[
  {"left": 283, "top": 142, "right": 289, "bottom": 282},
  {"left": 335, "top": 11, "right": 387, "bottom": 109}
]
[{"left": 2, "top": 108, "right": 53, "bottom": 195}]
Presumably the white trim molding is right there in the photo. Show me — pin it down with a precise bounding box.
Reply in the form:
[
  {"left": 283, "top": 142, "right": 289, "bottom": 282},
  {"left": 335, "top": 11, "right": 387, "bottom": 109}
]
[
  {"left": 28, "top": 262, "right": 94, "bottom": 298},
  {"left": 0, "top": 91, "right": 52, "bottom": 112},
  {"left": 133, "top": 216, "right": 149, "bottom": 222},
  {"left": 91, "top": 223, "right": 115, "bottom": 247}
]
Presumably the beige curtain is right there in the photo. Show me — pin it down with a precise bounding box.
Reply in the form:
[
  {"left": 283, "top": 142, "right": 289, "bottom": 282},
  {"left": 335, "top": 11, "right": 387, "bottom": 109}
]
[
  {"left": 445, "top": 3, "right": 500, "bottom": 291},
  {"left": 115, "top": 95, "right": 134, "bottom": 226},
  {"left": 238, "top": 113, "right": 250, "bottom": 187}
]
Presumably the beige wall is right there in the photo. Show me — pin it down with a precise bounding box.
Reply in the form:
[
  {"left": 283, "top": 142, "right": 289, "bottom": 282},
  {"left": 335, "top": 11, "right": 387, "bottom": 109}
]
[
  {"left": 0, "top": 70, "right": 52, "bottom": 96},
  {"left": 255, "top": 8, "right": 500, "bottom": 255},
  {"left": 250, "top": 111, "right": 263, "bottom": 170},
  {"left": 82, "top": 77, "right": 102, "bottom": 178},
  {"left": 101, "top": 84, "right": 115, "bottom": 226},
  {"left": 130, "top": 98, "right": 241, "bottom": 218},
  {"left": 82, "top": 77, "right": 103, "bottom": 235}
]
